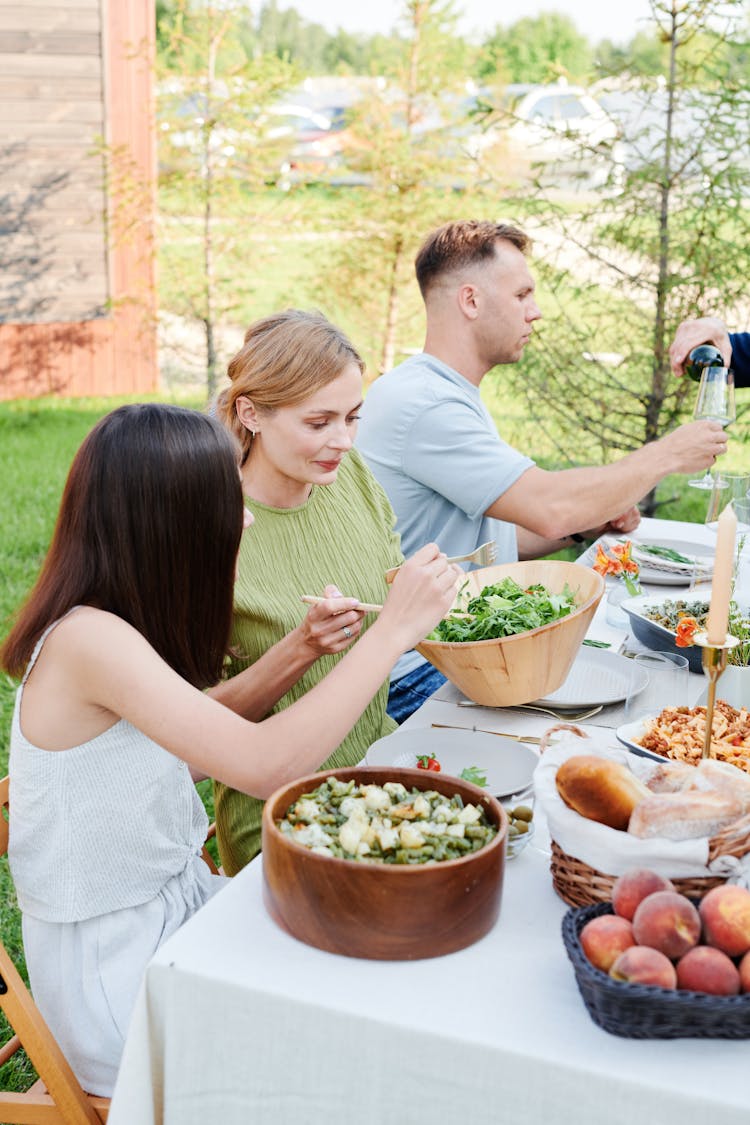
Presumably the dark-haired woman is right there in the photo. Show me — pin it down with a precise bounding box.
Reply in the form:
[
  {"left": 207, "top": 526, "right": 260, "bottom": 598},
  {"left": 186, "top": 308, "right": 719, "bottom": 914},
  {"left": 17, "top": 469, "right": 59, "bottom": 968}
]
[{"left": 1, "top": 402, "right": 459, "bottom": 1096}]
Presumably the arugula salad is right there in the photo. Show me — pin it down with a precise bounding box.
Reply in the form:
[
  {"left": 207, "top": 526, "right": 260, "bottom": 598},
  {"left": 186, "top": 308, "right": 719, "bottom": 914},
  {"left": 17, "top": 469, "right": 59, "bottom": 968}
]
[{"left": 428, "top": 576, "right": 578, "bottom": 643}]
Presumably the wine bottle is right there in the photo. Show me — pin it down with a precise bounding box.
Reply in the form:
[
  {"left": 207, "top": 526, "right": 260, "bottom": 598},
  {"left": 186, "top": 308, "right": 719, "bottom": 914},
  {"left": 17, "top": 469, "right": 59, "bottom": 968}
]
[{"left": 685, "top": 343, "right": 725, "bottom": 382}]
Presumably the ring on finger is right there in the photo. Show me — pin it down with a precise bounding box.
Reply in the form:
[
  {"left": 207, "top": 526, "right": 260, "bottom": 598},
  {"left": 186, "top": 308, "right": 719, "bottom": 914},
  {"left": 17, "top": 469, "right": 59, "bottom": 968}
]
[{"left": 342, "top": 625, "right": 352, "bottom": 639}]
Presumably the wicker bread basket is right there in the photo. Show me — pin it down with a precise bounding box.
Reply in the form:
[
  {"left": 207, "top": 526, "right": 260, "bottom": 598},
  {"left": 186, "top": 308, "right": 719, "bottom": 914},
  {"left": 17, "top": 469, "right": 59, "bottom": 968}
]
[
  {"left": 537, "top": 725, "right": 750, "bottom": 908},
  {"left": 551, "top": 816, "right": 750, "bottom": 907}
]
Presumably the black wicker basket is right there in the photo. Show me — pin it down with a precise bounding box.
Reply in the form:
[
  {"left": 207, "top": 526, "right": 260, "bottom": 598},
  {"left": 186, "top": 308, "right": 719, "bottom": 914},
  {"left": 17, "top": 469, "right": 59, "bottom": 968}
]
[{"left": 562, "top": 902, "right": 750, "bottom": 1039}]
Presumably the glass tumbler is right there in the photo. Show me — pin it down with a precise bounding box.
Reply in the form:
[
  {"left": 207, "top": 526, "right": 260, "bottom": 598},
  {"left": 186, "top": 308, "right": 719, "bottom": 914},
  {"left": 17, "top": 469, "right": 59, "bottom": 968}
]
[{"left": 624, "top": 651, "right": 690, "bottom": 725}]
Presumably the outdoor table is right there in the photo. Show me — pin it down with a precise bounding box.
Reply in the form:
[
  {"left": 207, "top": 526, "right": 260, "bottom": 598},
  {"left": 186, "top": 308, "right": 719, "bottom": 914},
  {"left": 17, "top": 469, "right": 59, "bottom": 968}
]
[{"left": 107, "top": 517, "right": 750, "bottom": 1125}]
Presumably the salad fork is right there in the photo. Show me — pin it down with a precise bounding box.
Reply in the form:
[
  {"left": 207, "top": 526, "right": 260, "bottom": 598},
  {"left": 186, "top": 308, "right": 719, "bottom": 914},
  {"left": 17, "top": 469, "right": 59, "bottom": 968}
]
[
  {"left": 385, "top": 540, "right": 497, "bottom": 583},
  {"left": 457, "top": 700, "right": 603, "bottom": 721},
  {"left": 445, "top": 540, "right": 497, "bottom": 567}
]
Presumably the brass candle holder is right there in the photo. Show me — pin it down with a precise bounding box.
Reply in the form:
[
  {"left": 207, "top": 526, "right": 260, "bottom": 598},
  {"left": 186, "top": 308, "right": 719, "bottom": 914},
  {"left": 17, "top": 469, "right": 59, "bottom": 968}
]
[{"left": 693, "top": 631, "right": 740, "bottom": 759}]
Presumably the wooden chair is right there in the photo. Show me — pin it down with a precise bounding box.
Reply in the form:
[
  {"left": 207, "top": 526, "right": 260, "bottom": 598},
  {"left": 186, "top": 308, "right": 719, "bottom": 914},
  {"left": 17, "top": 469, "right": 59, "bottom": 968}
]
[
  {"left": 0, "top": 775, "right": 223, "bottom": 1121},
  {"left": 200, "top": 821, "right": 221, "bottom": 875},
  {"left": 0, "top": 776, "right": 109, "bottom": 1123}
]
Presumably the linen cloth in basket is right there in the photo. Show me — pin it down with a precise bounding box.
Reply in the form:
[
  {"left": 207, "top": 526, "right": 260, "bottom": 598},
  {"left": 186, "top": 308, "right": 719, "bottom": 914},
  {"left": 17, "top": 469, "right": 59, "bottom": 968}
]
[{"left": 534, "top": 727, "right": 750, "bottom": 888}]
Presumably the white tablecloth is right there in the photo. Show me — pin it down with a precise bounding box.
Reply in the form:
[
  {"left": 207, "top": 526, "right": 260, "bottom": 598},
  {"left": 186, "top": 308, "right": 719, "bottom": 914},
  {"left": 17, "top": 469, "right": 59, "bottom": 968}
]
[{"left": 108, "top": 518, "right": 750, "bottom": 1125}]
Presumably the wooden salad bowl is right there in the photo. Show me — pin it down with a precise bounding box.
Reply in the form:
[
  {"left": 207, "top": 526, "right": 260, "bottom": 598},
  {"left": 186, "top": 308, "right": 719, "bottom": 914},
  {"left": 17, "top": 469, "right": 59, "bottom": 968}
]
[
  {"left": 262, "top": 766, "right": 507, "bottom": 960},
  {"left": 416, "top": 559, "right": 605, "bottom": 707}
]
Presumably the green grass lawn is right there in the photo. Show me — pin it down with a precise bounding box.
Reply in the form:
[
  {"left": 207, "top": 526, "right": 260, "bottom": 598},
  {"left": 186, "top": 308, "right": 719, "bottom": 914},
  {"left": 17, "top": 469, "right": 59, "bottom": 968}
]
[{"left": 0, "top": 392, "right": 741, "bottom": 1094}]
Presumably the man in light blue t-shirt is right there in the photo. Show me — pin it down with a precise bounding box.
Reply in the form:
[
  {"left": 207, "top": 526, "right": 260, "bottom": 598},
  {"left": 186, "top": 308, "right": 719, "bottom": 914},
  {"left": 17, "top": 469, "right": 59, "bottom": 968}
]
[{"left": 357, "top": 219, "right": 728, "bottom": 722}]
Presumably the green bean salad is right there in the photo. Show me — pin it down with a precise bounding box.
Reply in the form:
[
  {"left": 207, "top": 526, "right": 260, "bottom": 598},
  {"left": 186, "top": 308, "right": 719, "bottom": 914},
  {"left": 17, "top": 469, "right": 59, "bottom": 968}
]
[
  {"left": 643, "top": 598, "right": 750, "bottom": 666},
  {"left": 643, "top": 598, "right": 709, "bottom": 631},
  {"left": 276, "top": 776, "right": 497, "bottom": 864}
]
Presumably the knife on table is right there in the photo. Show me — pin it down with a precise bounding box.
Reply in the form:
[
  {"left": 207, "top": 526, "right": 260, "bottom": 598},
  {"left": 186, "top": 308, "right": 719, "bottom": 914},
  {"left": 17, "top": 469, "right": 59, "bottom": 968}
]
[{"left": 430, "top": 722, "right": 542, "bottom": 745}]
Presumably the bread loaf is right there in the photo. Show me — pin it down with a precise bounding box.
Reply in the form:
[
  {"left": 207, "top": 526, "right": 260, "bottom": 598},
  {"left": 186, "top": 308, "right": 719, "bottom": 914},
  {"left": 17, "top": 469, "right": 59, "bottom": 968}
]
[
  {"left": 628, "top": 790, "right": 742, "bottom": 841},
  {"left": 555, "top": 755, "right": 651, "bottom": 830},
  {"left": 644, "top": 760, "right": 694, "bottom": 794},
  {"left": 691, "top": 759, "right": 750, "bottom": 812}
]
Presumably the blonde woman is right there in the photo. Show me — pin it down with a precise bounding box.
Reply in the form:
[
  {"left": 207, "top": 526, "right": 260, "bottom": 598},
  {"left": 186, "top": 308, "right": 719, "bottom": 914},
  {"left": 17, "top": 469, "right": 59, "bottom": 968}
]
[{"left": 213, "top": 310, "right": 435, "bottom": 873}]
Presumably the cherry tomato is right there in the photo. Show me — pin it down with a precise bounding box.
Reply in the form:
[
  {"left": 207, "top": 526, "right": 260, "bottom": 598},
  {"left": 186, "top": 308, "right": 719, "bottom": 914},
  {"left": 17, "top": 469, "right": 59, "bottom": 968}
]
[{"left": 416, "top": 753, "right": 441, "bottom": 772}]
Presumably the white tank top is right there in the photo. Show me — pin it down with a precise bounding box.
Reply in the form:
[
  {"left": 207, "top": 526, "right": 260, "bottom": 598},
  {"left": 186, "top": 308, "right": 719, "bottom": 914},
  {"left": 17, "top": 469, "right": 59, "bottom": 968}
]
[{"left": 8, "top": 612, "right": 209, "bottom": 923}]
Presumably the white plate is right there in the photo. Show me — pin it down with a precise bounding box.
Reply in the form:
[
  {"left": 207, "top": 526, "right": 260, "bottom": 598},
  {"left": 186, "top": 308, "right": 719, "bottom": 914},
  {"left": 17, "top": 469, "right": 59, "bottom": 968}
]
[
  {"left": 616, "top": 717, "right": 674, "bottom": 763},
  {"left": 630, "top": 537, "right": 714, "bottom": 586},
  {"left": 532, "top": 648, "right": 649, "bottom": 708},
  {"left": 364, "top": 727, "right": 537, "bottom": 799}
]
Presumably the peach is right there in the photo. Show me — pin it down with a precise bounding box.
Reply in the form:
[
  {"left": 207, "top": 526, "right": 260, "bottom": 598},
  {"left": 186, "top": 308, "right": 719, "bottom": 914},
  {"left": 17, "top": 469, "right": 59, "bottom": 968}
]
[
  {"left": 632, "top": 891, "right": 701, "bottom": 960},
  {"left": 580, "top": 914, "right": 636, "bottom": 973},
  {"left": 739, "top": 950, "right": 750, "bottom": 993},
  {"left": 612, "top": 868, "right": 675, "bottom": 922},
  {"left": 699, "top": 885, "right": 750, "bottom": 958},
  {"left": 675, "top": 946, "right": 741, "bottom": 996},
  {"left": 609, "top": 945, "right": 677, "bottom": 989}
]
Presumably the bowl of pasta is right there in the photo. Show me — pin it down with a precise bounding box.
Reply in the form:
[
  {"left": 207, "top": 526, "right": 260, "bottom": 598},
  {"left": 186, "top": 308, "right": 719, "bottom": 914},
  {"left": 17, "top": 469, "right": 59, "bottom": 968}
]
[
  {"left": 415, "top": 560, "right": 605, "bottom": 707},
  {"left": 617, "top": 702, "right": 750, "bottom": 774},
  {"left": 261, "top": 765, "right": 507, "bottom": 960}
]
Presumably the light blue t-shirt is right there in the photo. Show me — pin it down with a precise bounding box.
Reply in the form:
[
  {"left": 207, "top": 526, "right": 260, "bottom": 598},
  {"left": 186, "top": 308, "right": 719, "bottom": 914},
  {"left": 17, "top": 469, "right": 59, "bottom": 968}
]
[{"left": 357, "top": 352, "right": 534, "bottom": 679}]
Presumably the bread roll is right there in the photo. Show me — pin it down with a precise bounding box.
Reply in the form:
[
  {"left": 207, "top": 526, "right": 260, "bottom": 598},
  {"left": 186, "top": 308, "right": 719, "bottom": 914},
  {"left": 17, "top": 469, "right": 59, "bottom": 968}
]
[{"left": 555, "top": 755, "right": 651, "bottom": 830}]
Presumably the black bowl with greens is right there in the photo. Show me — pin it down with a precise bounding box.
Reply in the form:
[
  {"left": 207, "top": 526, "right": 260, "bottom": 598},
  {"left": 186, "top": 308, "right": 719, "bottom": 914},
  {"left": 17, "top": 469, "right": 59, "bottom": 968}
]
[{"left": 621, "top": 593, "right": 750, "bottom": 674}]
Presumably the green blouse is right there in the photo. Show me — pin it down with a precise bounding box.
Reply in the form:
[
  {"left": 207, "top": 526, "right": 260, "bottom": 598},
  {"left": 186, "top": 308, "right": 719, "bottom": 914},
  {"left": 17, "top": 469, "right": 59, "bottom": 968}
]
[{"left": 214, "top": 450, "right": 402, "bottom": 874}]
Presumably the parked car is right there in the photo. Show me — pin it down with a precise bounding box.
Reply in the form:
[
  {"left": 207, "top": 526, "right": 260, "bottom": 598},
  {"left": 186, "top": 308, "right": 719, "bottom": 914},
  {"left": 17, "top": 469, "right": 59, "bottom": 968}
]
[
  {"left": 157, "top": 84, "right": 335, "bottom": 182},
  {"left": 276, "top": 105, "right": 368, "bottom": 187},
  {"left": 457, "top": 81, "right": 626, "bottom": 190}
]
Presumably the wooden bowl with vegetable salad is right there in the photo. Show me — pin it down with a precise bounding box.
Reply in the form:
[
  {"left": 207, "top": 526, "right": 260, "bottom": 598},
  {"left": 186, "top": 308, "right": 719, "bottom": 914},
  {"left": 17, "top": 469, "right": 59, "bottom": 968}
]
[
  {"left": 415, "top": 560, "right": 604, "bottom": 707},
  {"left": 262, "top": 766, "right": 507, "bottom": 960}
]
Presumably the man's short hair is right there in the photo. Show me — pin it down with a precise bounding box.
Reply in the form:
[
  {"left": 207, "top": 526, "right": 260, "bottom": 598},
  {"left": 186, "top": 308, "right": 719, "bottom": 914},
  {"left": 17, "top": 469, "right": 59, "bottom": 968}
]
[{"left": 415, "top": 220, "right": 531, "bottom": 298}]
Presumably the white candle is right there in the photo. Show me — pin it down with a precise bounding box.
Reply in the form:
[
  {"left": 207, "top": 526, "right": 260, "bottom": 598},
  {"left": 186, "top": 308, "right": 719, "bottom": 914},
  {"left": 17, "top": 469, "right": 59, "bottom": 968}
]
[{"left": 706, "top": 503, "right": 738, "bottom": 645}]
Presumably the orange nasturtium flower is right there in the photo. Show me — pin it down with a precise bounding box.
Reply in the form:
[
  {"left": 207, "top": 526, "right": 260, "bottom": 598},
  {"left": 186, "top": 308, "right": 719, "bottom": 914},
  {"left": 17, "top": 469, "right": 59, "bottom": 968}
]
[
  {"left": 675, "top": 616, "right": 699, "bottom": 648},
  {"left": 593, "top": 543, "right": 621, "bottom": 576},
  {"left": 592, "top": 540, "right": 641, "bottom": 595},
  {"left": 609, "top": 541, "right": 639, "bottom": 575}
]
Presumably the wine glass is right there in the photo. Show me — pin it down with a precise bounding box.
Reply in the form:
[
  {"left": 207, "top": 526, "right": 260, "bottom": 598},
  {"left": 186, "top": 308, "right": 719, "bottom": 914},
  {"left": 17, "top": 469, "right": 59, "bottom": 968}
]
[
  {"left": 705, "top": 473, "right": 750, "bottom": 532},
  {"left": 688, "top": 362, "right": 736, "bottom": 490}
]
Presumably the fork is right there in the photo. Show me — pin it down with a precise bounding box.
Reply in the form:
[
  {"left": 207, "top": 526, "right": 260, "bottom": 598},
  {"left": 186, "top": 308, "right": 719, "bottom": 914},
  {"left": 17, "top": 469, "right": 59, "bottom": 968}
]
[
  {"left": 456, "top": 700, "right": 603, "bottom": 722},
  {"left": 445, "top": 540, "right": 497, "bottom": 567},
  {"left": 385, "top": 540, "right": 497, "bottom": 583}
]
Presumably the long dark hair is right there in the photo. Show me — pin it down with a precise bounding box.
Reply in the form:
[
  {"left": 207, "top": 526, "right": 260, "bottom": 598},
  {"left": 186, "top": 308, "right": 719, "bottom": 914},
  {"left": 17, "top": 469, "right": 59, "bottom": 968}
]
[{"left": 1, "top": 404, "right": 244, "bottom": 689}]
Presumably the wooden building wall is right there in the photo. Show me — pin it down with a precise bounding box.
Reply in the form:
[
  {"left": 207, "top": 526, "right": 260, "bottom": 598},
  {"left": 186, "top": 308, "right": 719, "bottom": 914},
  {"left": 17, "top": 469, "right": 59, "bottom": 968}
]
[{"left": 0, "top": 0, "right": 158, "bottom": 400}]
